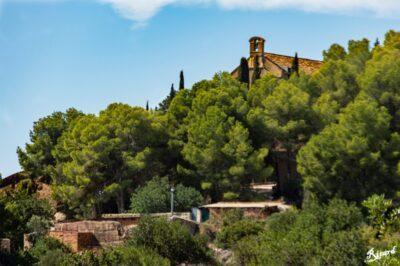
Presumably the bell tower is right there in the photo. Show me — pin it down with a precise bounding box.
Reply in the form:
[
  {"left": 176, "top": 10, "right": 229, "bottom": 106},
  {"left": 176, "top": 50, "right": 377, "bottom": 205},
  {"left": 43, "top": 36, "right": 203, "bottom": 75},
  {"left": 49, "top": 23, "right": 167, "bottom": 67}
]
[
  {"left": 249, "top": 36, "right": 265, "bottom": 69},
  {"left": 249, "top": 36, "right": 265, "bottom": 57}
]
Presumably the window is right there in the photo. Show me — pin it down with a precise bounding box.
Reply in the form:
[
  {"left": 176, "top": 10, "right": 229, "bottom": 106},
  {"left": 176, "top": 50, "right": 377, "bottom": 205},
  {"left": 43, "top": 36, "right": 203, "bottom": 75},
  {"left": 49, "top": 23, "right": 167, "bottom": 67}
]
[{"left": 254, "top": 39, "right": 259, "bottom": 52}]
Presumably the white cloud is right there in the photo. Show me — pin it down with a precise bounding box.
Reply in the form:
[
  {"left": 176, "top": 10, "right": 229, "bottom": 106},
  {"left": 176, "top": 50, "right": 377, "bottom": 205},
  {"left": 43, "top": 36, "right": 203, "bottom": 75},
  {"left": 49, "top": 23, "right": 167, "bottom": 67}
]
[
  {"left": 3, "top": 0, "right": 400, "bottom": 23},
  {"left": 101, "top": 0, "right": 400, "bottom": 23},
  {"left": 99, "top": 0, "right": 179, "bottom": 22}
]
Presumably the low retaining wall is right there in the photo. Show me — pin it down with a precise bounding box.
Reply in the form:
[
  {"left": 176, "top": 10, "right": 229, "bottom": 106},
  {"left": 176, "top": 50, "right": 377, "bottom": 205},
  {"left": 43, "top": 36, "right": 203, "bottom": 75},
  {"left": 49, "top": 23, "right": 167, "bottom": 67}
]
[
  {"left": 49, "top": 221, "right": 124, "bottom": 252},
  {"left": 48, "top": 213, "right": 192, "bottom": 252},
  {"left": 99, "top": 212, "right": 191, "bottom": 228}
]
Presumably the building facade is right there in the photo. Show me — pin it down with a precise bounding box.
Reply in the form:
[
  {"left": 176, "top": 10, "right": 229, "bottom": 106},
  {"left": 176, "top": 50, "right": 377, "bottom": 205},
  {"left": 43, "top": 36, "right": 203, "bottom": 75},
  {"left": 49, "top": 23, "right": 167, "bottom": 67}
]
[{"left": 231, "top": 36, "right": 323, "bottom": 85}]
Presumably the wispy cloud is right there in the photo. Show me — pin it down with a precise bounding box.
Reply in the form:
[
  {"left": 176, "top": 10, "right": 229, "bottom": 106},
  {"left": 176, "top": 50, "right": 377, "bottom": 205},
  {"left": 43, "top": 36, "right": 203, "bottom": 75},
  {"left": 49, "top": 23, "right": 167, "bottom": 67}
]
[
  {"left": 4, "top": 0, "right": 400, "bottom": 24},
  {"left": 100, "top": 0, "right": 400, "bottom": 23}
]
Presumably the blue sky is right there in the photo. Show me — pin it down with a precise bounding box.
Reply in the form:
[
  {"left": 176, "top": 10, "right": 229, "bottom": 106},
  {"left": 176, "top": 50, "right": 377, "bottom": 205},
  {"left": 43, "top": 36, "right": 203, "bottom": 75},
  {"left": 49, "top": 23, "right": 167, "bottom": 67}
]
[{"left": 0, "top": 0, "right": 399, "bottom": 177}]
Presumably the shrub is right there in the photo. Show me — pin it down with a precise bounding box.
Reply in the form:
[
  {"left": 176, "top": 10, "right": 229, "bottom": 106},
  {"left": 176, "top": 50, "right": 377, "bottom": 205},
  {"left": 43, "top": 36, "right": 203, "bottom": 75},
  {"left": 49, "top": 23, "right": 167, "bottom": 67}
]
[
  {"left": 232, "top": 199, "right": 368, "bottom": 265},
  {"left": 233, "top": 235, "right": 262, "bottom": 265},
  {"left": 98, "top": 245, "right": 170, "bottom": 266},
  {"left": 0, "top": 192, "right": 54, "bottom": 247},
  {"left": 222, "top": 209, "right": 243, "bottom": 224},
  {"left": 128, "top": 216, "right": 213, "bottom": 265},
  {"left": 26, "top": 236, "right": 72, "bottom": 265},
  {"left": 216, "top": 219, "right": 265, "bottom": 249},
  {"left": 36, "top": 249, "right": 75, "bottom": 266},
  {"left": 27, "top": 215, "right": 53, "bottom": 235}
]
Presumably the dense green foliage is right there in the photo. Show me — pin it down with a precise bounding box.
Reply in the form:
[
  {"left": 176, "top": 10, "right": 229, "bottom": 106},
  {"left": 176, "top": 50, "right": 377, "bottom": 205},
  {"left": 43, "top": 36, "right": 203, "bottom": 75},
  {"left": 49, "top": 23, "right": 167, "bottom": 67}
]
[
  {"left": 216, "top": 210, "right": 265, "bottom": 249},
  {"left": 298, "top": 31, "right": 400, "bottom": 203},
  {"left": 0, "top": 189, "right": 53, "bottom": 247},
  {"left": 3, "top": 30, "right": 400, "bottom": 265},
  {"left": 14, "top": 31, "right": 400, "bottom": 211},
  {"left": 362, "top": 194, "right": 400, "bottom": 239},
  {"left": 128, "top": 217, "right": 213, "bottom": 265},
  {"left": 234, "top": 199, "right": 367, "bottom": 265},
  {"left": 17, "top": 108, "right": 83, "bottom": 181},
  {"left": 14, "top": 31, "right": 400, "bottom": 210},
  {"left": 181, "top": 73, "right": 273, "bottom": 200},
  {"left": 19, "top": 236, "right": 170, "bottom": 266},
  {"left": 130, "top": 176, "right": 203, "bottom": 213},
  {"left": 51, "top": 104, "right": 169, "bottom": 217},
  {"left": 298, "top": 95, "right": 400, "bottom": 203}
]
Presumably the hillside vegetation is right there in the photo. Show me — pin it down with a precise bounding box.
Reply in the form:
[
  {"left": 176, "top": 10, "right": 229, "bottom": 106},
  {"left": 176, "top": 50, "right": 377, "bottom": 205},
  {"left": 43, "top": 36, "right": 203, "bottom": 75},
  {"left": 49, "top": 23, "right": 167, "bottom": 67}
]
[{"left": 1, "top": 30, "right": 400, "bottom": 265}]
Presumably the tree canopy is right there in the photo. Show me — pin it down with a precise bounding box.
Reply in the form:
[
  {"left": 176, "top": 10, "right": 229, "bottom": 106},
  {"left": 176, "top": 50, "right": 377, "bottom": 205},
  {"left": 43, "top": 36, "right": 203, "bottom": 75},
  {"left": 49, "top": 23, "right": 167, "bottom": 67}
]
[
  {"left": 17, "top": 108, "right": 83, "bottom": 182},
  {"left": 52, "top": 104, "right": 169, "bottom": 217},
  {"left": 11, "top": 30, "right": 400, "bottom": 213}
]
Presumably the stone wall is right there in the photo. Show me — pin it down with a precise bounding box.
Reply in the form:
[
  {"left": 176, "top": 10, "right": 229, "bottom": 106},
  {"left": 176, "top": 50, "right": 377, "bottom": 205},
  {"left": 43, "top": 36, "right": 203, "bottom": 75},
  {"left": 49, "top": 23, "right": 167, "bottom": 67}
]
[
  {"left": 49, "top": 221, "right": 124, "bottom": 252},
  {"left": 99, "top": 212, "right": 191, "bottom": 230},
  {"left": 49, "top": 231, "right": 80, "bottom": 252},
  {"left": 48, "top": 213, "right": 192, "bottom": 252},
  {"left": 0, "top": 238, "right": 10, "bottom": 253}
]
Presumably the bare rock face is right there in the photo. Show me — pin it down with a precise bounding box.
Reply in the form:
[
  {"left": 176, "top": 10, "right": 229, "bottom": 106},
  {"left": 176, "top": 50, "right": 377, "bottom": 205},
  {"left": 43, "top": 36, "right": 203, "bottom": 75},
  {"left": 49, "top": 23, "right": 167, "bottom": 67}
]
[
  {"left": 54, "top": 212, "right": 67, "bottom": 223},
  {"left": 212, "top": 246, "right": 234, "bottom": 265}
]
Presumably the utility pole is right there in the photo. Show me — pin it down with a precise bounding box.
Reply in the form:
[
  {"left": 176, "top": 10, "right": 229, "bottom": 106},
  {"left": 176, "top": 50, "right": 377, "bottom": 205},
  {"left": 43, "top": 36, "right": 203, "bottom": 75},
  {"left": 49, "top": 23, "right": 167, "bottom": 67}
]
[{"left": 170, "top": 187, "right": 175, "bottom": 216}]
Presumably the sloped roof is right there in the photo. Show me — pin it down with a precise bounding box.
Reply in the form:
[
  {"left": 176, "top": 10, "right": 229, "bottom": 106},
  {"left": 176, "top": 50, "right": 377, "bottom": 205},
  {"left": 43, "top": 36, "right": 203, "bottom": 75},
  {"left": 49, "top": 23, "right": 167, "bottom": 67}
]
[
  {"left": 265, "top": 52, "right": 323, "bottom": 75},
  {"left": 201, "top": 200, "right": 292, "bottom": 210},
  {"left": 0, "top": 171, "right": 28, "bottom": 188}
]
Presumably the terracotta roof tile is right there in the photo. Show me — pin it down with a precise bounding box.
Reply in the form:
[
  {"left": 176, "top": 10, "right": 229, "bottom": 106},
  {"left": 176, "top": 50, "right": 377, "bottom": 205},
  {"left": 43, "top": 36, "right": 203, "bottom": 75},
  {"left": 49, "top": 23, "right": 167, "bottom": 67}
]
[{"left": 265, "top": 53, "right": 323, "bottom": 75}]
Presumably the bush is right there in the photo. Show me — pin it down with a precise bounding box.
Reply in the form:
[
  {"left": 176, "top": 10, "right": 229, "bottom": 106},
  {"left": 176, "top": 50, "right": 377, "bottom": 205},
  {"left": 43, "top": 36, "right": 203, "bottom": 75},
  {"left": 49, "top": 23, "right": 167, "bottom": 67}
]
[
  {"left": 320, "top": 230, "right": 366, "bottom": 265},
  {"left": 36, "top": 249, "right": 75, "bottom": 266},
  {"left": 221, "top": 209, "right": 244, "bottom": 227},
  {"left": 98, "top": 245, "right": 170, "bottom": 266},
  {"left": 130, "top": 177, "right": 203, "bottom": 213},
  {"left": 128, "top": 216, "right": 213, "bottom": 265},
  {"left": 250, "top": 199, "right": 367, "bottom": 265},
  {"left": 26, "top": 236, "right": 72, "bottom": 265},
  {"left": 233, "top": 236, "right": 262, "bottom": 265},
  {"left": 0, "top": 192, "right": 54, "bottom": 248},
  {"left": 25, "top": 236, "right": 170, "bottom": 266},
  {"left": 216, "top": 219, "right": 265, "bottom": 249},
  {"left": 27, "top": 215, "right": 53, "bottom": 235}
]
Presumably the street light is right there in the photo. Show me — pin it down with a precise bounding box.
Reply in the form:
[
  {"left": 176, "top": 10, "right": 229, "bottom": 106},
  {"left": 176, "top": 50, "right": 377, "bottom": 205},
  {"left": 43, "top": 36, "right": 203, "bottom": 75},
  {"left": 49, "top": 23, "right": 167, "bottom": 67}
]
[{"left": 170, "top": 187, "right": 175, "bottom": 216}]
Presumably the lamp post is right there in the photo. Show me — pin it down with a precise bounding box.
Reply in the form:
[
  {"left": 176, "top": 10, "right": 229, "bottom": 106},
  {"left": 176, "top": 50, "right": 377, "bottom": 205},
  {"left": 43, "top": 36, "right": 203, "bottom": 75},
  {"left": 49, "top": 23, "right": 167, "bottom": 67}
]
[{"left": 170, "top": 187, "right": 175, "bottom": 216}]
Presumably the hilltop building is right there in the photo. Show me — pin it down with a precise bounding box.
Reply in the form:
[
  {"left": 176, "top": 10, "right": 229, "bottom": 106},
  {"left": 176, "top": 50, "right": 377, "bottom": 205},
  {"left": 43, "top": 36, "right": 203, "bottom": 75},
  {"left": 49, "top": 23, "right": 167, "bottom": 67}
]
[{"left": 231, "top": 36, "right": 322, "bottom": 85}]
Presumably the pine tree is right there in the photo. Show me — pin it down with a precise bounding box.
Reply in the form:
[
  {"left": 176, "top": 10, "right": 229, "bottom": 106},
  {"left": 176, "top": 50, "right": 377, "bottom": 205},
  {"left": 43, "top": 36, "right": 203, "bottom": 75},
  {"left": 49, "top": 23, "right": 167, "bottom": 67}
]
[
  {"left": 291, "top": 52, "right": 299, "bottom": 76},
  {"left": 239, "top": 57, "right": 250, "bottom": 84},
  {"left": 179, "top": 71, "right": 185, "bottom": 90}
]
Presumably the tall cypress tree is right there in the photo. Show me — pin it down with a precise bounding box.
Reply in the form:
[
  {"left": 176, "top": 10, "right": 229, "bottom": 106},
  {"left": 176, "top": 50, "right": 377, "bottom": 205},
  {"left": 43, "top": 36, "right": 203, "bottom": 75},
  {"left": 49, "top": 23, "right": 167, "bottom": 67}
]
[
  {"left": 170, "top": 83, "right": 176, "bottom": 99},
  {"left": 239, "top": 57, "right": 250, "bottom": 84},
  {"left": 252, "top": 55, "right": 261, "bottom": 83},
  {"left": 146, "top": 101, "right": 149, "bottom": 111},
  {"left": 291, "top": 52, "right": 299, "bottom": 76},
  {"left": 179, "top": 71, "right": 185, "bottom": 90},
  {"left": 374, "top": 38, "right": 380, "bottom": 47}
]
